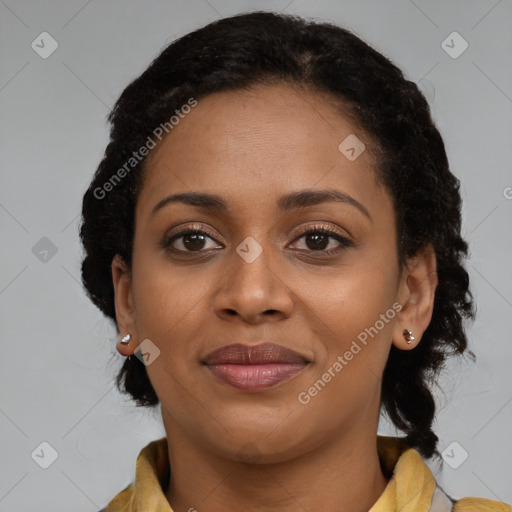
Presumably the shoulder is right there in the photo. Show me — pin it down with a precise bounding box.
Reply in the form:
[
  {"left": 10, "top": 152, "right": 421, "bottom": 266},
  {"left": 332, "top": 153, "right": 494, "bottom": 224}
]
[{"left": 454, "top": 497, "right": 512, "bottom": 511}]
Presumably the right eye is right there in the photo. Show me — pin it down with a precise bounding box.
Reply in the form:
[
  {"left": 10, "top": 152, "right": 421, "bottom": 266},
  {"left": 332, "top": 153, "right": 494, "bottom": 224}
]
[{"left": 162, "top": 227, "right": 223, "bottom": 254}]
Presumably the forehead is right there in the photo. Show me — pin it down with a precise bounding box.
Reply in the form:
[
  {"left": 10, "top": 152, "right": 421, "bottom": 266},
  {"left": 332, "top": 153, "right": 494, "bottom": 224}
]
[{"left": 137, "top": 83, "right": 386, "bottom": 218}]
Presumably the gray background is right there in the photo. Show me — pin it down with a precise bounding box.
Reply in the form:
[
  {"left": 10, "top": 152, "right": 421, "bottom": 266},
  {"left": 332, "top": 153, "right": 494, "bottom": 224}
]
[{"left": 1, "top": 0, "right": 511, "bottom": 510}]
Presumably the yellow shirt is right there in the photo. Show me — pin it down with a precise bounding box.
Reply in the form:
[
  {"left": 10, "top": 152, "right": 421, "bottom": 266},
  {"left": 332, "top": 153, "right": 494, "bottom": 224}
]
[{"left": 101, "top": 436, "right": 511, "bottom": 512}]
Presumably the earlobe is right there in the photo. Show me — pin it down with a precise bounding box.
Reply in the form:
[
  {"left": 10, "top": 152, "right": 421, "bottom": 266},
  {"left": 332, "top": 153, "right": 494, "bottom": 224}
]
[
  {"left": 111, "top": 254, "right": 137, "bottom": 355},
  {"left": 392, "top": 244, "right": 438, "bottom": 350}
]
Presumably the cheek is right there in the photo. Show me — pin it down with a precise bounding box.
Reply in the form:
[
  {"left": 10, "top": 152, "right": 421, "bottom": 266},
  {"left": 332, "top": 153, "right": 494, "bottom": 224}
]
[
  {"left": 297, "top": 276, "right": 398, "bottom": 416},
  {"left": 130, "top": 265, "right": 211, "bottom": 406},
  {"left": 304, "top": 261, "right": 398, "bottom": 338},
  {"left": 300, "top": 253, "right": 399, "bottom": 395},
  {"left": 130, "top": 255, "right": 214, "bottom": 366}
]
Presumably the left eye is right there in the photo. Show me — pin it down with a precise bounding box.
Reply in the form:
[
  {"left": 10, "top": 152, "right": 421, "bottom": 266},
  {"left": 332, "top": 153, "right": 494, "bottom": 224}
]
[{"left": 290, "top": 228, "right": 353, "bottom": 253}]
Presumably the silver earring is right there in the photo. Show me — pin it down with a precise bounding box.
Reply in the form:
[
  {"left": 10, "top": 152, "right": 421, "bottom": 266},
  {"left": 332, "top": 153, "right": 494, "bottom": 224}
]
[
  {"left": 120, "top": 333, "right": 131, "bottom": 345},
  {"left": 403, "top": 329, "right": 415, "bottom": 344}
]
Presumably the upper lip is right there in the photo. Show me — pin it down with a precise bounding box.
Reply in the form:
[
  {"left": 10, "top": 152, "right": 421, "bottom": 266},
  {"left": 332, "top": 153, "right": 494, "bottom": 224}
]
[{"left": 202, "top": 343, "right": 310, "bottom": 365}]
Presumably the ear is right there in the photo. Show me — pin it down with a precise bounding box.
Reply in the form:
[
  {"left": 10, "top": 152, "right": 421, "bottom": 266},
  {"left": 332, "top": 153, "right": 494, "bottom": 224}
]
[
  {"left": 112, "top": 254, "right": 137, "bottom": 356},
  {"left": 392, "top": 243, "right": 438, "bottom": 350}
]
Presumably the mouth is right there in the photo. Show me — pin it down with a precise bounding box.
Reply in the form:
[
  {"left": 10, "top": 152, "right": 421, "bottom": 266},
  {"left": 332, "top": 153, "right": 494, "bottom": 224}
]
[{"left": 202, "top": 343, "right": 310, "bottom": 392}]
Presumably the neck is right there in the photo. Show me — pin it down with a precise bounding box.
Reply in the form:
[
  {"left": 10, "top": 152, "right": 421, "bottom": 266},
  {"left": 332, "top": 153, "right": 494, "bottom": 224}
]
[{"left": 163, "top": 419, "right": 388, "bottom": 512}]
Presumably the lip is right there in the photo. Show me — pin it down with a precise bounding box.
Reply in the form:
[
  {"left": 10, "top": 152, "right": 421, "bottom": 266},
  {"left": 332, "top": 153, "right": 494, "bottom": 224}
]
[{"left": 202, "top": 343, "right": 310, "bottom": 392}]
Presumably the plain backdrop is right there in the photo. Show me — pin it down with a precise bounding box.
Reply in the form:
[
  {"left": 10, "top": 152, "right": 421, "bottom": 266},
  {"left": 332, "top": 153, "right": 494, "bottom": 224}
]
[{"left": 1, "top": 1, "right": 511, "bottom": 510}]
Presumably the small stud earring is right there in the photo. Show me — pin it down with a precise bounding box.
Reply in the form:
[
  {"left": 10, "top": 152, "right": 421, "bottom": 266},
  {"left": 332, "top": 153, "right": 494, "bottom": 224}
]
[
  {"left": 120, "top": 333, "right": 131, "bottom": 345},
  {"left": 403, "top": 329, "right": 415, "bottom": 344}
]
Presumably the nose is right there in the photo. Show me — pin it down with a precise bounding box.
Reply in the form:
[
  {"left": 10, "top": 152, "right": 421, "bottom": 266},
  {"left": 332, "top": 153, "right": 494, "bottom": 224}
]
[{"left": 213, "top": 242, "right": 295, "bottom": 325}]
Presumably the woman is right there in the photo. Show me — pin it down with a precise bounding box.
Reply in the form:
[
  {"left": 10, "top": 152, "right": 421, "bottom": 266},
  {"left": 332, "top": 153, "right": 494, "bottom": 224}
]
[{"left": 79, "top": 11, "right": 511, "bottom": 512}]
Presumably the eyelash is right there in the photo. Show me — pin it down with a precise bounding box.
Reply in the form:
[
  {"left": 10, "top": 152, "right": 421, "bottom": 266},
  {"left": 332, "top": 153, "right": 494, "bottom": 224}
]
[{"left": 162, "top": 224, "right": 353, "bottom": 257}]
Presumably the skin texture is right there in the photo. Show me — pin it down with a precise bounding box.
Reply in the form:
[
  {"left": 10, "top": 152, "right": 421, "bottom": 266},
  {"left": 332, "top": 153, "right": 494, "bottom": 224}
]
[{"left": 112, "top": 83, "right": 438, "bottom": 512}]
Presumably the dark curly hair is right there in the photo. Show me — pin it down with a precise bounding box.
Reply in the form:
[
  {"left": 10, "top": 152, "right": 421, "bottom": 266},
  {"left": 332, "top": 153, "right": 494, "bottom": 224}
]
[{"left": 79, "top": 11, "right": 475, "bottom": 459}]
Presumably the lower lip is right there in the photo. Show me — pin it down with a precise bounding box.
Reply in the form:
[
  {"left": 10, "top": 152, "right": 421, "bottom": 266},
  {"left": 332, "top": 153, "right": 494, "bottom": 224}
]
[{"left": 205, "top": 363, "right": 307, "bottom": 391}]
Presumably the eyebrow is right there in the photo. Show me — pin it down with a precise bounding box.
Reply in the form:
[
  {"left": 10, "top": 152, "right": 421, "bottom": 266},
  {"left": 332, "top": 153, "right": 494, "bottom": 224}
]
[{"left": 151, "top": 189, "right": 371, "bottom": 220}]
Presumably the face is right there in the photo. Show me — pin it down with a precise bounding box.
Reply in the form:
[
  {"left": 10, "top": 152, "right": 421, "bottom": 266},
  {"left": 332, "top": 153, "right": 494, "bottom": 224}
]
[{"left": 113, "top": 82, "right": 436, "bottom": 463}]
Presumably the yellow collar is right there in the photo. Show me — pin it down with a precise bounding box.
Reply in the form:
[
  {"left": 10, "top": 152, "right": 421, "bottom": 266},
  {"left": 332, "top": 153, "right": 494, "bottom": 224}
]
[
  {"left": 371, "top": 436, "right": 436, "bottom": 511},
  {"left": 102, "top": 435, "right": 511, "bottom": 512}
]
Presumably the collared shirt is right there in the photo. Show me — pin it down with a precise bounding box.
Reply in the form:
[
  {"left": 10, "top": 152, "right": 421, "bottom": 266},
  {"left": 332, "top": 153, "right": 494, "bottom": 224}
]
[{"left": 101, "top": 436, "right": 511, "bottom": 512}]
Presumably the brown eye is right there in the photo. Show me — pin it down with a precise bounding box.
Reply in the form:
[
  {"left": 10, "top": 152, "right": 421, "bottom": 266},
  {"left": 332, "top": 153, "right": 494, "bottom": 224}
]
[
  {"left": 163, "top": 228, "right": 222, "bottom": 253},
  {"left": 290, "top": 226, "right": 353, "bottom": 254}
]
